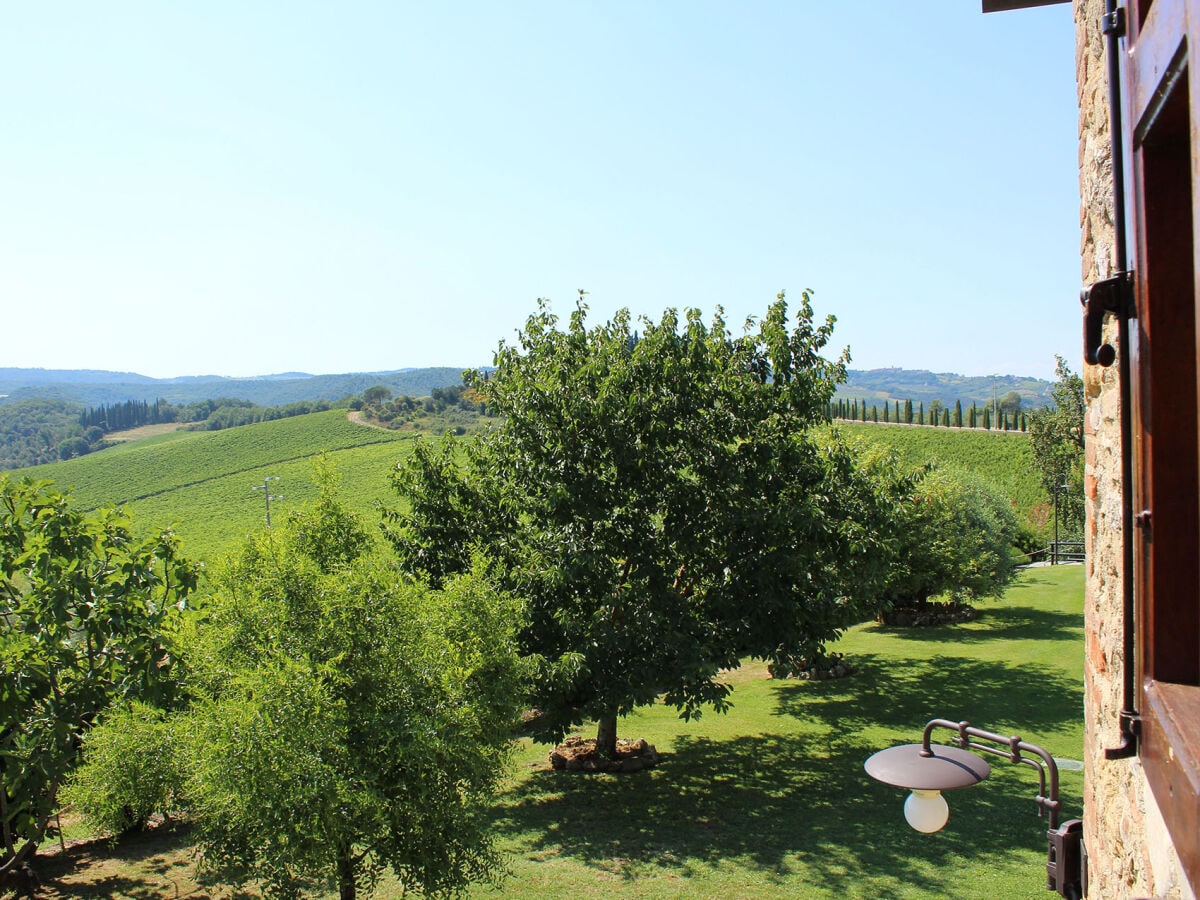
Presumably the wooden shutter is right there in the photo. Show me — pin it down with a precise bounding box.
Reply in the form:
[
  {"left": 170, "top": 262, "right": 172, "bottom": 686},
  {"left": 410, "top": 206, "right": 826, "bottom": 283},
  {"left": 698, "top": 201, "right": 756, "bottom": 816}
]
[{"left": 1123, "top": 0, "right": 1200, "bottom": 886}]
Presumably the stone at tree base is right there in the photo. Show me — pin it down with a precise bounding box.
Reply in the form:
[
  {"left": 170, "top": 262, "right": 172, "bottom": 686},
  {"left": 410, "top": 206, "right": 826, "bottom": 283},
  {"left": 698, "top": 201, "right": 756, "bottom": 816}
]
[
  {"left": 877, "top": 602, "right": 977, "bottom": 627},
  {"left": 548, "top": 735, "right": 660, "bottom": 773}
]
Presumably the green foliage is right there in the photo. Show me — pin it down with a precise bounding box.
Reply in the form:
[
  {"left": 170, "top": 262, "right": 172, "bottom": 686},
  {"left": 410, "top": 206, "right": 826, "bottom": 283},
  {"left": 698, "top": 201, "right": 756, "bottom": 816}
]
[
  {"left": 1028, "top": 357, "right": 1085, "bottom": 537},
  {"left": 387, "top": 293, "right": 893, "bottom": 753},
  {"left": 875, "top": 465, "right": 1020, "bottom": 608},
  {"left": 835, "top": 369, "right": 1052, "bottom": 407},
  {"left": 833, "top": 424, "right": 1043, "bottom": 522},
  {"left": 0, "top": 398, "right": 97, "bottom": 470},
  {"left": 61, "top": 702, "right": 184, "bottom": 837},
  {"left": 0, "top": 476, "right": 197, "bottom": 876},
  {"left": 180, "top": 473, "right": 527, "bottom": 899},
  {"left": 362, "top": 385, "right": 393, "bottom": 407},
  {"left": 79, "top": 398, "right": 177, "bottom": 432},
  {"left": 999, "top": 390, "right": 1023, "bottom": 417}
]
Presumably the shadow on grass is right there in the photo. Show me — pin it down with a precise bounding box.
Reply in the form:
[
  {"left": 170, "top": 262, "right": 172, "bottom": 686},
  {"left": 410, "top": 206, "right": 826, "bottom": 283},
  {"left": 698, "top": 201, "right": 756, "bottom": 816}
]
[
  {"left": 773, "top": 653, "right": 1082, "bottom": 739},
  {"left": 492, "top": 731, "right": 1054, "bottom": 897},
  {"left": 863, "top": 603, "right": 1082, "bottom": 644},
  {"left": 31, "top": 822, "right": 256, "bottom": 900},
  {"left": 491, "top": 653, "right": 1081, "bottom": 895}
]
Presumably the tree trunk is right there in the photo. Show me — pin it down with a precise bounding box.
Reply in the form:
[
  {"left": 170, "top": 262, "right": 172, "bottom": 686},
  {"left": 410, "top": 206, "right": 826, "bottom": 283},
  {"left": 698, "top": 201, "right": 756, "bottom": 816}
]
[
  {"left": 596, "top": 715, "right": 618, "bottom": 759},
  {"left": 337, "top": 844, "right": 356, "bottom": 900}
]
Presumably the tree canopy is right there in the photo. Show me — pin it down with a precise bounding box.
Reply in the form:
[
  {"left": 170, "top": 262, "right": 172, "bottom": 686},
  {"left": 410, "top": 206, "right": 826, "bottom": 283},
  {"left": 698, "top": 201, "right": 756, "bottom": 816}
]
[
  {"left": 386, "top": 293, "right": 892, "bottom": 756},
  {"left": 138, "top": 466, "right": 528, "bottom": 900},
  {"left": 1029, "top": 356, "right": 1085, "bottom": 536},
  {"left": 0, "top": 476, "right": 197, "bottom": 880},
  {"left": 872, "top": 460, "right": 1019, "bottom": 610}
]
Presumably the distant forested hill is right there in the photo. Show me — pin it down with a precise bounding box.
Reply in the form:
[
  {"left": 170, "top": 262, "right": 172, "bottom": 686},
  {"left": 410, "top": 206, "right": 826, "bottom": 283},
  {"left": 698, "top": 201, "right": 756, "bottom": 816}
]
[
  {"left": 0, "top": 367, "right": 468, "bottom": 408},
  {"left": 0, "top": 399, "right": 89, "bottom": 469},
  {"left": 0, "top": 365, "right": 1054, "bottom": 418},
  {"left": 837, "top": 368, "right": 1052, "bottom": 407}
]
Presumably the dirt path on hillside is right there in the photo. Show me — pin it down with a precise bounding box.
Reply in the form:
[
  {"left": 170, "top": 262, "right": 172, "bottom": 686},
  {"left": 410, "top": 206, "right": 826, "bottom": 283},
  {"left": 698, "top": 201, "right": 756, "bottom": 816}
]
[
  {"left": 346, "top": 410, "right": 391, "bottom": 430},
  {"left": 105, "top": 422, "right": 186, "bottom": 442}
]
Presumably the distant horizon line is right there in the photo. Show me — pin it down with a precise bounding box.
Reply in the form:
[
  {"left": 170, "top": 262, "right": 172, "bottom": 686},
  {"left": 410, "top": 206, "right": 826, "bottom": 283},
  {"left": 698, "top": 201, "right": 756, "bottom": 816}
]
[{"left": 0, "top": 363, "right": 1053, "bottom": 384}]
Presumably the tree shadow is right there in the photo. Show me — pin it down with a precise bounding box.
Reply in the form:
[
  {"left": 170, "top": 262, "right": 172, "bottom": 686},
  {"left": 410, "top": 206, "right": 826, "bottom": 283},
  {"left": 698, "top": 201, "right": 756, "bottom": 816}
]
[
  {"left": 773, "top": 653, "right": 1082, "bottom": 741},
  {"left": 31, "top": 822, "right": 257, "bottom": 900},
  {"left": 864, "top": 603, "right": 1082, "bottom": 644},
  {"left": 491, "top": 729, "right": 1065, "bottom": 897},
  {"left": 491, "top": 653, "right": 1082, "bottom": 895}
]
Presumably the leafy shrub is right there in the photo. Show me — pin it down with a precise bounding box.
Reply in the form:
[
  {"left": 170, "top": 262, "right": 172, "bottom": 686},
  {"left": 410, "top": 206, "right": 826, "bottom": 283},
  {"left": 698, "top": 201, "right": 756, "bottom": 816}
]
[
  {"left": 62, "top": 703, "right": 184, "bottom": 836},
  {"left": 877, "top": 464, "right": 1020, "bottom": 610}
]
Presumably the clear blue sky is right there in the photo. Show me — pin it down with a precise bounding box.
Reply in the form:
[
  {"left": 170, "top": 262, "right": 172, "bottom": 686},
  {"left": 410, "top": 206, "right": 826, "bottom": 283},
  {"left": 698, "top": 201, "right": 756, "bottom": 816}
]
[{"left": 1, "top": 2, "right": 1079, "bottom": 380}]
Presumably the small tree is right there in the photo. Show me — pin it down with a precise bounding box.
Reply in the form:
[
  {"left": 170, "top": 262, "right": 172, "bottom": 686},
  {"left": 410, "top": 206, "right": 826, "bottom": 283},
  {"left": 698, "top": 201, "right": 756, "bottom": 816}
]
[
  {"left": 953, "top": 400, "right": 963, "bottom": 428},
  {"left": 1029, "top": 357, "right": 1085, "bottom": 536},
  {"left": 999, "top": 390, "right": 1023, "bottom": 418},
  {"left": 362, "top": 385, "right": 393, "bottom": 408},
  {"left": 0, "top": 477, "right": 197, "bottom": 880},
  {"left": 176, "top": 470, "right": 526, "bottom": 900}
]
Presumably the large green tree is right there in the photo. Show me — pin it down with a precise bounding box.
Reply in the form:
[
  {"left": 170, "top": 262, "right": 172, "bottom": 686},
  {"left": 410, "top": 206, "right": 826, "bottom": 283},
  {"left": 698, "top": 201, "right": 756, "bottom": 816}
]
[
  {"left": 385, "top": 293, "right": 892, "bottom": 757},
  {"left": 0, "top": 477, "right": 196, "bottom": 882},
  {"left": 170, "top": 468, "right": 526, "bottom": 900},
  {"left": 1029, "top": 356, "right": 1085, "bottom": 536}
]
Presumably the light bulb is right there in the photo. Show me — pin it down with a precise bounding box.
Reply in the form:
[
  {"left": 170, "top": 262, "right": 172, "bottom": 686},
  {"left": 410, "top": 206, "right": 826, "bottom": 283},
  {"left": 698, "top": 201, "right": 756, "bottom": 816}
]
[{"left": 904, "top": 789, "right": 949, "bottom": 833}]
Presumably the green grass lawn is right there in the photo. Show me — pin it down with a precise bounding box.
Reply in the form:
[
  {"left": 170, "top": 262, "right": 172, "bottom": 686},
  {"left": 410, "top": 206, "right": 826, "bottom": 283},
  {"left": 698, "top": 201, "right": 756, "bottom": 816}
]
[
  {"left": 33, "top": 566, "right": 1082, "bottom": 899},
  {"left": 459, "top": 565, "right": 1084, "bottom": 900}
]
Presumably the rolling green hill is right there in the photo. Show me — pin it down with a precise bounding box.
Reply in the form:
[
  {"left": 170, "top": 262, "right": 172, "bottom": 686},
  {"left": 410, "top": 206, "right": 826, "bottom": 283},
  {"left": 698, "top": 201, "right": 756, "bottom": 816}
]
[
  {"left": 15, "top": 410, "right": 418, "bottom": 562},
  {"left": 837, "top": 369, "right": 1051, "bottom": 407},
  {"left": 10, "top": 410, "right": 1050, "bottom": 566},
  {"left": 833, "top": 422, "right": 1047, "bottom": 530}
]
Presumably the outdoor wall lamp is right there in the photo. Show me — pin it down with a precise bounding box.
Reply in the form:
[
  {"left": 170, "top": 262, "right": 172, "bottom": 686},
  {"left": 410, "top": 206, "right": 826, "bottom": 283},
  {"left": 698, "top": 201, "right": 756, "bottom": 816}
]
[{"left": 865, "top": 718, "right": 1085, "bottom": 899}]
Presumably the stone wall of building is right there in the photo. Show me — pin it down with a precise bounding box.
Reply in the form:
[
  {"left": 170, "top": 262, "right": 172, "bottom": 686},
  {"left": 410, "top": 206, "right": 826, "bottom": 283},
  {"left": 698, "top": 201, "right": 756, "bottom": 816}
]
[{"left": 1075, "top": 1, "right": 1194, "bottom": 896}]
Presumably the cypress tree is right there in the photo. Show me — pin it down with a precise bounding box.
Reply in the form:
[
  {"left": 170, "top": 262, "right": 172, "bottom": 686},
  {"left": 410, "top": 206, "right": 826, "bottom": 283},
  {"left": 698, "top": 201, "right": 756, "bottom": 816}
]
[
  {"left": 942, "top": 408, "right": 950, "bottom": 427},
  {"left": 904, "top": 400, "right": 913, "bottom": 424},
  {"left": 954, "top": 399, "right": 963, "bottom": 428},
  {"left": 918, "top": 401, "right": 924, "bottom": 426},
  {"left": 872, "top": 405, "right": 878, "bottom": 423},
  {"left": 883, "top": 403, "right": 890, "bottom": 423}
]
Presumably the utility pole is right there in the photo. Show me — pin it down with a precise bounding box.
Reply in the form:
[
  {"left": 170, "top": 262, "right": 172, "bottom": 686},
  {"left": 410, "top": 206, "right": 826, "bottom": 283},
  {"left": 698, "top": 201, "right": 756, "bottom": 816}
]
[{"left": 253, "top": 476, "right": 282, "bottom": 527}]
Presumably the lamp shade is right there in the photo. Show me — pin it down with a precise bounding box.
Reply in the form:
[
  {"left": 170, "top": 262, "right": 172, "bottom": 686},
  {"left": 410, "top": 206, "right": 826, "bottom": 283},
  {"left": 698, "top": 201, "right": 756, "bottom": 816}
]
[{"left": 864, "top": 743, "right": 991, "bottom": 791}]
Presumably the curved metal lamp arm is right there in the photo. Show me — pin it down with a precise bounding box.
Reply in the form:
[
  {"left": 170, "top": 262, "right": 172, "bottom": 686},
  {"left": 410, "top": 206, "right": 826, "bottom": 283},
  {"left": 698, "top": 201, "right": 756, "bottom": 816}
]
[
  {"left": 920, "top": 718, "right": 1062, "bottom": 828},
  {"left": 919, "top": 719, "right": 1083, "bottom": 898}
]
